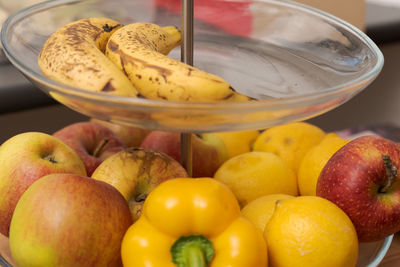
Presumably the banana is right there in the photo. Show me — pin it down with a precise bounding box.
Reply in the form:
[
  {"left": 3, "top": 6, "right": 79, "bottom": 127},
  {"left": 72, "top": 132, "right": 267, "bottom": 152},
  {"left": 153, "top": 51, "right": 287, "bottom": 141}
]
[
  {"left": 105, "top": 22, "right": 252, "bottom": 102},
  {"left": 38, "top": 17, "right": 139, "bottom": 97}
]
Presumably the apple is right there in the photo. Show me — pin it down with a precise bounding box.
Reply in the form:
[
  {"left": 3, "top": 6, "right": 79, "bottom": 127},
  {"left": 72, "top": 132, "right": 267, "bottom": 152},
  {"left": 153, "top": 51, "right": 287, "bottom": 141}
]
[
  {"left": 140, "top": 131, "right": 228, "bottom": 177},
  {"left": 53, "top": 121, "right": 126, "bottom": 176},
  {"left": 0, "top": 132, "right": 86, "bottom": 237},
  {"left": 90, "top": 118, "right": 151, "bottom": 147},
  {"left": 92, "top": 147, "right": 189, "bottom": 221},
  {"left": 9, "top": 173, "right": 133, "bottom": 267},
  {"left": 317, "top": 135, "right": 400, "bottom": 242}
]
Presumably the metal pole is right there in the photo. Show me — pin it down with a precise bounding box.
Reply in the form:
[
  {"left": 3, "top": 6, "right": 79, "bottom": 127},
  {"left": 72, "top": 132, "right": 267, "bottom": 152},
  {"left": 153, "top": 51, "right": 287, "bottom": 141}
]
[
  {"left": 180, "top": 0, "right": 194, "bottom": 176},
  {"left": 181, "top": 0, "right": 194, "bottom": 65}
]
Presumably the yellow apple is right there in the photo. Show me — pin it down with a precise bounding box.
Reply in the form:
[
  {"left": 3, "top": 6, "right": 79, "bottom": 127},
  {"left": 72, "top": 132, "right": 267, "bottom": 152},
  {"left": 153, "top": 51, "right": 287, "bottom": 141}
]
[{"left": 92, "top": 147, "right": 189, "bottom": 221}]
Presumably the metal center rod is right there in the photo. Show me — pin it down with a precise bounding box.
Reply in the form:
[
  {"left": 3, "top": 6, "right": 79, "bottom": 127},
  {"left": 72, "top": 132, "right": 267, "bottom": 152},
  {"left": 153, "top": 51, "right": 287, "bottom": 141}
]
[{"left": 180, "top": 0, "right": 194, "bottom": 176}]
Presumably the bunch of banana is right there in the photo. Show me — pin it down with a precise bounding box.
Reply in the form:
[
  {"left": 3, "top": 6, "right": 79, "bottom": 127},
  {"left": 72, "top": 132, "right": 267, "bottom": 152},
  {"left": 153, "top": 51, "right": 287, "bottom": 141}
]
[
  {"left": 39, "top": 18, "right": 252, "bottom": 102},
  {"left": 105, "top": 22, "right": 251, "bottom": 102},
  {"left": 38, "top": 17, "right": 138, "bottom": 97}
]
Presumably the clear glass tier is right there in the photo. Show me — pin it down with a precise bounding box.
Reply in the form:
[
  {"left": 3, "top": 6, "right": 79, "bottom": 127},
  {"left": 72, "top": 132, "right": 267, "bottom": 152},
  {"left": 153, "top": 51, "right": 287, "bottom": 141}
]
[{"left": 1, "top": 0, "right": 383, "bottom": 133}]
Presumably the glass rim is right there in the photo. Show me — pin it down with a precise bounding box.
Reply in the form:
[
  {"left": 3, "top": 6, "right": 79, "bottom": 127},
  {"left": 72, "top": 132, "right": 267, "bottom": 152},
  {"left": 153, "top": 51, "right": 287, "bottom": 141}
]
[{"left": 1, "top": 0, "right": 384, "bottom": 112}]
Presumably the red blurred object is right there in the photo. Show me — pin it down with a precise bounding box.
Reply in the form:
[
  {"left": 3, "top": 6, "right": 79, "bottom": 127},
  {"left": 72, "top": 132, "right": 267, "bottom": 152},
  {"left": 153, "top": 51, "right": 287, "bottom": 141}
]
[{"left": 155, "top": 0, "right": 253, "bottom": 37}]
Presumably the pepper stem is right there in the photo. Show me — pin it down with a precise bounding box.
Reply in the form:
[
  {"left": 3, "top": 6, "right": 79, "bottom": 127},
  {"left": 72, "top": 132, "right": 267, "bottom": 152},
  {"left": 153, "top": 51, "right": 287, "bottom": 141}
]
[
  {"left": 380, "top": 154, "right": 398, "bottom": 193},
  {"left": 187, "top": 246, "right": 207, "bottom": 267},
  {"left": 170, "top": 235, "right": 214, "bottom": 267}
]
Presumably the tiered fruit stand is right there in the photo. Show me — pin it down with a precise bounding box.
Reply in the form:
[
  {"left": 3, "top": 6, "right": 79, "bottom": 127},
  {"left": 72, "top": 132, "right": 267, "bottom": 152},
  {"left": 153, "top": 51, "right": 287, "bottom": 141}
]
[{"left": 0, "top": 0, "right": 393, "bottom": 266}]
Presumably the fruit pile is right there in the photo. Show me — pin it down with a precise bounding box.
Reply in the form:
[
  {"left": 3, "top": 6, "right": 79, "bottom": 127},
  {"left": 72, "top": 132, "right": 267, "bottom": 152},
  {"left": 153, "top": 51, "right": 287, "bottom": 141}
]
[
  {"left": 1, "top": 17, "right": 398, "bottom": 267},
  {"left": 1, "top": 119, "right": 400, "bottom": 267}
]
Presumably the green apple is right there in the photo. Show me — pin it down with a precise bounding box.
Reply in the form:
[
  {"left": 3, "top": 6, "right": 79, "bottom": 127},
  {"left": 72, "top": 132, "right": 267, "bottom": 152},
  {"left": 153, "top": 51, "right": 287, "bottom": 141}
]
[
  {"left": 0, "top": 132, "right": 86, "bottom": 237},
  {"left": 140, "top": 131, "right": 228, "bottom": 177},
  {"left": 92, "top": 147, "right": 189, "bottom": 221},
  {"left": 9, "top": 173, "right": 132, "bottom": 267}
]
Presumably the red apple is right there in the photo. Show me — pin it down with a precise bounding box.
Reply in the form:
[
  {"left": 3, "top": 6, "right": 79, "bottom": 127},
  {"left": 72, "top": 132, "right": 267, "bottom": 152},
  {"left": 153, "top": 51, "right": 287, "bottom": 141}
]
[
  {"left": 92, "top": 147, "right": 189, "bottom": 221},
  {"left": 90, "top": 118, "right": 150, "bottom": 147},
  {"left": 140, "top": 131, "right": 228, "bottom": 177},
  {"left": 0, "top": 132, "right": 86, "bottom": 237},
  {"left": 317, "top": 135, "right": 400, "bottom": 242},
  {"left": 9, "top": 173, "right": 132, "bottom": 267},
  {"left": 53, "top": 121, "right": 126, "bottom": 176}
]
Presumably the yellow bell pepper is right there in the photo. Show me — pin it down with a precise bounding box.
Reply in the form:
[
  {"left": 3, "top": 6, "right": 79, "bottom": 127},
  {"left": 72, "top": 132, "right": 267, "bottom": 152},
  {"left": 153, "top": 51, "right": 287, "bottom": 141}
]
[{"left": 121, "top": 178, "right": 268, "bottom": 267}]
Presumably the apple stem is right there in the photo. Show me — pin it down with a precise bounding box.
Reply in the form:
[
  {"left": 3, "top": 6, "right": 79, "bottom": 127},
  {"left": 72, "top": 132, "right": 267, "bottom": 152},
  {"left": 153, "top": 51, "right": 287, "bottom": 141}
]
[
  {"left": 43, "top": 154, "right": 57, "bottom": 163},
  {"left": 93, "top": 139, "right": 109, "bottom": 157},
  {"left": 380, "top": 155, "right": 398, "bottom": 193},
  {"left": 135, "top": 193, "right": 148, "bottom": 202}
]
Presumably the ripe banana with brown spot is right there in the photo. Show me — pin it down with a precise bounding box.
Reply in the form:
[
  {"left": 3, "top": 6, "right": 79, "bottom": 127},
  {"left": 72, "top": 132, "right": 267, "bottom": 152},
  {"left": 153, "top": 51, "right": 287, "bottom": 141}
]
[
  {"left": 105, "top": 22, "right": 252, "bottom": 102},
  {"left": 38, "top": 17, "right": 139, "bottom": 97}
]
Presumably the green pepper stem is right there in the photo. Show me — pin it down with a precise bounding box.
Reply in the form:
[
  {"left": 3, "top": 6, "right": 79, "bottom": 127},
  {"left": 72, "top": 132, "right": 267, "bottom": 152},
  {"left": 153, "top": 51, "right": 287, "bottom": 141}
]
[
  {"left": 187, "top": 246, "right": 207, "bottom": 267},
  {"left": 170, "top": 234, "right": 214, "bottom": 267}
]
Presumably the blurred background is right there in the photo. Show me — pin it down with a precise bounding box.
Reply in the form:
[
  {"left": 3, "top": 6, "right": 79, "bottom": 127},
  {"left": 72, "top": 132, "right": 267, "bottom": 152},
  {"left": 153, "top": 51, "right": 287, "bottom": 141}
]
[{"left": 0, "top": 0, "right": 400, "bottom": 142}]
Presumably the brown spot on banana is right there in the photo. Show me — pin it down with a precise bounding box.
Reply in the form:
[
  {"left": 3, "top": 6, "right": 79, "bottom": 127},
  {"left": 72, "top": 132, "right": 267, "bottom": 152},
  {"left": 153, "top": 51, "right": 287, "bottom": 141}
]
[
  {"left": 120, "top": 57, "right": 129, "bottom": 77},
  {"left": 143, "top": 64, "right": 171, "bottom": 82},
  {"left": 101, "top": 80, "right": 116, "bottom": 92},
  {"left": 157, "top": 92, "right": 168, "bottom": 100},
  {"left": 107, "top": 40, "right": 173, "bottom": 81},
  {"left": 107, "top": 39, "right": 119, "bottom": 52},
  {"left": 87, "top": 67, "right": 100, "bottom": 73}
]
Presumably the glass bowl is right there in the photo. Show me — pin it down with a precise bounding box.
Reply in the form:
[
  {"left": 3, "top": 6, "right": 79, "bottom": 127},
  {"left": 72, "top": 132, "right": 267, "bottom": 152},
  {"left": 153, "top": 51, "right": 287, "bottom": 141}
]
[
  {"left": 0, "top": 233, "right": 395, "bottom": 267},
  {"left": 0, "top": 1, "right": 393, "bottom": 265},
  {"left": 358, "top": 235, "right": 394, "bottom": 267},
  {"left": 1, "top": 0, "right": 383, "bottom": 133}
]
